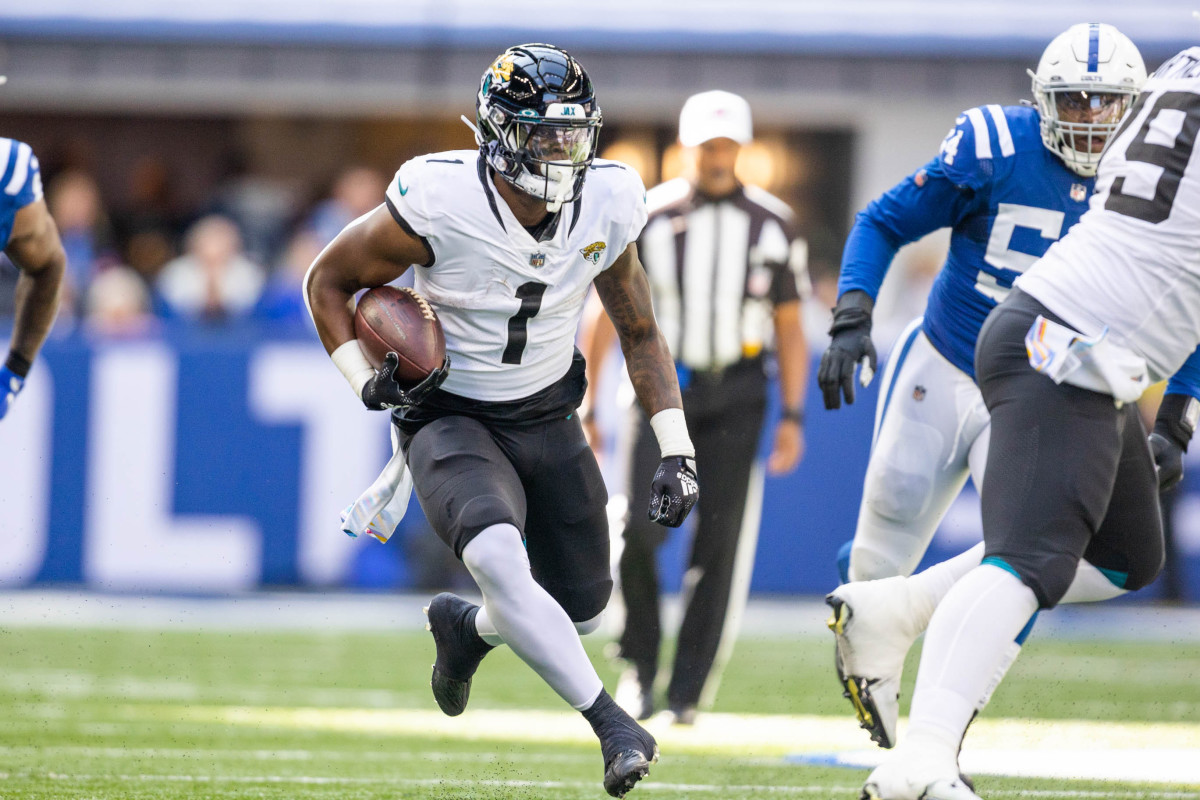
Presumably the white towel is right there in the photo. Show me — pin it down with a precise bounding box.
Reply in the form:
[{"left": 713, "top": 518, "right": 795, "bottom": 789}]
[
  {"left": 340, "top": 426, "right": 413, "bottom": 543},
  {"left": 1025, "top": 315, "right": 1149, "bottom": 405}
]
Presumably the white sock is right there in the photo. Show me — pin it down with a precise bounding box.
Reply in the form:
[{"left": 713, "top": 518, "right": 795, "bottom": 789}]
[
  {"left": 1061, "top": 560, "right": 1129, "bottom": 603},
  {"left": 472, "top": 608, "right": 505, "bottom": 647},
  {"left": 908, "top": 563, "right": 1039, "bottom": 757},
  {"left": 905, "top": 542, "right": 985, "bottom": 632},
  {"left": 461, "top": 523, "right": 604, "bottom": 710}
]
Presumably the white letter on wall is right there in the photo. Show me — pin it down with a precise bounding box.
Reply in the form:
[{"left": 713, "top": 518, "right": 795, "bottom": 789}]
[
  {"left": 85, "top": 344, "right": 260, "bottom": 591},
  {"left": 250, "top": 344, "right": 390, "bottom": 586},
  {"left": 0, "top": 366, "right": 52, "bottom": 585}
]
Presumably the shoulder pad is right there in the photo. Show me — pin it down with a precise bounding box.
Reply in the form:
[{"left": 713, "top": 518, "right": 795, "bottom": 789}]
[{"left": 937, "top": 105, "right": 1018, "bottom": 189}]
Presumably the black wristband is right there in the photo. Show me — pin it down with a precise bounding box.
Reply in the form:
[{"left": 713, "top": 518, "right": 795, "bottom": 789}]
[
  {"left": 782, "top": 406, "right": 805, "bottom": 425},
  {"left": 1155, "top": 393, "right": 1199, "bottom": 452},
  {"left": 828, "top": 290, "right": 875, "bottom": 335},
  {"left": 5, "top": 351, "right": 31, "bottom": 379}
]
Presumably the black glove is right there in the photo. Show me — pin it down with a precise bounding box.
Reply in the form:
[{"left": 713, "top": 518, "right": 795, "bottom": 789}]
[
  {"left": 648, "top": 456, "right": 699, "bottom": 528},
  {"left": 818, "top": 290, "right": 878, "bottom": 410},
  {"left": 1150, "top": 393, "right": 1198, "bottom": 493},
  {"left": 361, "top": 352, "right": 450, "bottom": 410}
]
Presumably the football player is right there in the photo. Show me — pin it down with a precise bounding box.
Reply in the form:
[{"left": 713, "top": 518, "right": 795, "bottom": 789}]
[
  {"left": 305, "top": 44, "right": 697, "bottom": 798},
  {"left": 854, "top": 43, "right": 1200, "bottom": 800},
  {"left": 1, "top": 90, "right": 67, "bottom": 420},
  {"left": 818, "top": 24, "right": 1146, "bottom": 750}
]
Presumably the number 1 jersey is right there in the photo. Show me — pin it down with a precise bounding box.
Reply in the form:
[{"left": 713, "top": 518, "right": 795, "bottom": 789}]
[{"left": 384, "top": 151, "right": 648, "bottom": 401}]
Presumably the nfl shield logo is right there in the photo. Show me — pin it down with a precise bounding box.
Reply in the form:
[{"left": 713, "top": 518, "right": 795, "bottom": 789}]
[
  {"left": 1070, "top": 183, "right": 1087, "bottom": 203},
  {"left": 529, "top": 252, "right": 546, "bottom": 268}
]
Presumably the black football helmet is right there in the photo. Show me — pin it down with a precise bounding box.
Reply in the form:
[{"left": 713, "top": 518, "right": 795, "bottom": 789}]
[{"left": 473, "top": 43, "right": 602, "bottom": 211}]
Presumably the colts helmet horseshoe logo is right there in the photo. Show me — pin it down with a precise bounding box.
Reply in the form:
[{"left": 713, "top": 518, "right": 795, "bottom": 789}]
[{"left": 580, "top": 241, "right": 607, "bottom": 265}]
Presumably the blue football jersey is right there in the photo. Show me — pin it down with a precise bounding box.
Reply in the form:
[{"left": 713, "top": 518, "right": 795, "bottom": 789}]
[
  {"left": 0, "top": 138, "right": 44, "bottom": 250},
  {"left": 839, "top": 105, "right": 1094, "bottom": 378}
]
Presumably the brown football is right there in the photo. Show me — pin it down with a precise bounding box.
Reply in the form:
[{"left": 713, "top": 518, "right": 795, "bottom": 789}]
[{"left": 353, "top": 285, "right": 445, "bottom": 385}]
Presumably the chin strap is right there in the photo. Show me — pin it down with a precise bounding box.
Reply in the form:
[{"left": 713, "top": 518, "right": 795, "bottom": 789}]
[{"left": 460, "top": 114, "right": 482, "bottom": 144}]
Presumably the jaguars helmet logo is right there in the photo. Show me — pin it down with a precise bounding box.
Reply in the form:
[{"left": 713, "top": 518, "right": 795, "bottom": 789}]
[
  {"left": 580, "top": 241, "right": 607, "bottom": 265},
  {"left": 490, "top": 55, "right": 515, "bottom": 84}
]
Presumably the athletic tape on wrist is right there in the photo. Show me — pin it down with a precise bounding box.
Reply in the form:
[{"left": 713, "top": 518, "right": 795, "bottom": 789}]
[
  {"left": 331, "top": 339, "right": 376, "bottom": 398},
  {"left": 650, "top": 407, "right": 695, "bottom": 458}
]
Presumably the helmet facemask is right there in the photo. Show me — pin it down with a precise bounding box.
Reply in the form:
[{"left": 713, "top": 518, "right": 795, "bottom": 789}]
[
  {"left": 1030, "top": 80, "right": 1137, "bottom": 177},
  {"left": 478, "top": 97, "right": 601, "bottom": 212}
]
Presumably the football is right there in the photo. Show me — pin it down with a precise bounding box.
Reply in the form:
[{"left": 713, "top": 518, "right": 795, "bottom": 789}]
[{"left": 353, "top": 285, "right": 446, "bottom": 385}]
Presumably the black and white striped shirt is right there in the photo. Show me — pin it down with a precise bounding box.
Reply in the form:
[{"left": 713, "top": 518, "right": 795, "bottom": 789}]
[{"left": 638, "top": 178, "right": 809, "bottom": 372}]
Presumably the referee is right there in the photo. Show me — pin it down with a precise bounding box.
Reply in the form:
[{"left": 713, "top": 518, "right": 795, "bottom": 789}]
[{"left": 584, "top": 90, "right": 810, "bottom": 723}]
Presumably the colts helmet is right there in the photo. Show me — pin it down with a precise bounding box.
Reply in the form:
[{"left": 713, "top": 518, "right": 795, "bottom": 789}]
[
  {"left": 474, "top": 43, "right": 602, "bottom": 211},
  {"left": 1029, "top": 23, "right": 1146, "bottom": 177}
]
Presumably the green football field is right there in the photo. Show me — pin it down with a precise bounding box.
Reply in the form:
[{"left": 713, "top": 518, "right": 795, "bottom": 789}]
[{"left": 2, "top": 614, "right": 1200, "bottom": 799}]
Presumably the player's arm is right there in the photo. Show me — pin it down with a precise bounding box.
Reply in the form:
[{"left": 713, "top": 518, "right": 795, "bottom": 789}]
[
  {"left": 304, "top": 204, "right": 437, "bottom": 408},
  {"left": 770, "top": 299, "right": 807, "bottom": 474},
  {"left": 1149, "top": 347, "right": 1200, "bottom": 491},
  {"left": 820, "top": 158, "right": 977, "bottom": 409},
  {"left": 593, "top": 242, "right": 697, "bottom": 527},
  {"left": 2, "top": 198, "right": 66, "bottom": 419}
]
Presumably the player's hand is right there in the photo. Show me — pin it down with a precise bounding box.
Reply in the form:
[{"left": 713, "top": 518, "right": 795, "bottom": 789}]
[
  {"left": 648, "top": 456, "right": 699, "bottom": 528},
  {"left": 1149, "top": 432, "right": 1184, "bottom": 492},
  {"left": 818, "top": 290, "right": 877, "bottom": 410},
  {"left": 0, "top": 364, "right": 25, "bottom": 421},
  {"left": 1150, "top": 393, "right": 1197, "bottom": 493},
  {"left": 768, "top": 419, "right": 805, "bottom": 475},
  {"left": 361, "top": 352, "right": 450, "bottom": 410}
]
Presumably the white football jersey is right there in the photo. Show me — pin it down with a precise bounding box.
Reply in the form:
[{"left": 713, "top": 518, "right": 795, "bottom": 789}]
[
  {"left": 1016, "top": 47, "right": 1200, "bottom": 383},
  {"left": 384, "top": 151, "right": 648, "bottom": 401}
]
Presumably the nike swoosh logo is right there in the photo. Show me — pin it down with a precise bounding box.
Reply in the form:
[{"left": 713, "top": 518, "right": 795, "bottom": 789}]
[{"left": 397, "top": 180, "right": 409, "bottom": 196}]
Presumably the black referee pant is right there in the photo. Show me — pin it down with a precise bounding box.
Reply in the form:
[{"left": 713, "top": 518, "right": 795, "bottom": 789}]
[{"left": 617, "top": 359, "right": 768, "bottom": 712}]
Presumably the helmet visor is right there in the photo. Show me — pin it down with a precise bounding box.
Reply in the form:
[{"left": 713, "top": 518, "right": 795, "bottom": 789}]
[
  {"left": 1052, "top": 90, "right": 1132, "bottom": 154},
  {"left": 525, "top": 124, "right": 596, "bottom": 165}
]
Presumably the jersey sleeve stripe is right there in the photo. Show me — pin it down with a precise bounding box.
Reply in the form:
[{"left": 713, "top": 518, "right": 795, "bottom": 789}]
[
  {"left": 0, "top": 139, "right": 14, "bottom": 189},
  {"left": 985, "top": 105, "right": 1016, "bottom": 157},
  {"left": 964, "top": 107, "right": 993, "bottom": 160},
  {"left": 4, "top": 142, "right": 33, "bottom": 197}
]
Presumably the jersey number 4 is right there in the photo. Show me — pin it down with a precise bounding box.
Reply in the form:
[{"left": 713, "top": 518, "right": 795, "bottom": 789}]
[
  {"left": 1105, "top": 91, "right": 1200, "bottom": 225},
  {"left": 502, "top": 281, "right": 548, "bottom": 364}
]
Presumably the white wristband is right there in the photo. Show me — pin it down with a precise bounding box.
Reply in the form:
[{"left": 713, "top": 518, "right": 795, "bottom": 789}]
[
  {"left": 650, "top": 407, "right": 695, "bottom": 458},
  {"left": 331, "top": 339, "right": 376, "bottom": 398}
]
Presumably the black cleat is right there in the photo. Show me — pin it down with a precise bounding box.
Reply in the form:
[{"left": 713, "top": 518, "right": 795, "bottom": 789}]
[
  {"left": 583, "top": 689, "right": 659, "bottom": 798},
  {"left": 424, "top": 593, "right": 494, "bottom": 717}
]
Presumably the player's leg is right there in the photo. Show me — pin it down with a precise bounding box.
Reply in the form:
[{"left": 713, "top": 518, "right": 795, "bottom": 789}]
[
  {"left": 849, "top": 322, "right": 987, "bottom": 581},
  {"left": 403, "top": 415, "right": 527, "bottom": 716},
  {"left": 829, "top": 324, "right": 988, "bottom": 747},
  {"left": 1072, "top": 402, "right": 1165, "bottom": 600},
  {"left": 865, "top": 294, "right": 1122, "bottom": 799},
  {"left": 502, "top": 412, "right": 659, "bottom": 796},
  {"left": 612, "top": 411, "right": 668, "bottom": 718},
  {"left": 665, "top": 385, "right": 767, "bottom": 721}
]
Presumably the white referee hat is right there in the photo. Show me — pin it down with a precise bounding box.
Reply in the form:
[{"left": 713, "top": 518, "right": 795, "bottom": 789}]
[{"left": 678, "top": 90, "right": 753, "bottom": 147}]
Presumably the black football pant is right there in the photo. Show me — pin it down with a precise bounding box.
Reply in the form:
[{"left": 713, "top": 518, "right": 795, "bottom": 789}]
[
  {"left": 975, "top": 289, "right": 1164, "bottom": 608},
  {"left": 617, "top": 361, "right": 767, "bottom": 711}
]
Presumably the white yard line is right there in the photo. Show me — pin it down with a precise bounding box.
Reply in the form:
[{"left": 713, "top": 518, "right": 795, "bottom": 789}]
[{"left": 4, "top": 590, "right": 1200, "bottom": 641}]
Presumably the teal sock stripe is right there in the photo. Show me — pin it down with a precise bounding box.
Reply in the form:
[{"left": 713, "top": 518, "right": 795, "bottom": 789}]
[
  {"left": 1096, "top": 566, "right": 1128, "bottom": 589},
  {"left": 981, "top": 555, "right": 1021, "bottom": 579}
]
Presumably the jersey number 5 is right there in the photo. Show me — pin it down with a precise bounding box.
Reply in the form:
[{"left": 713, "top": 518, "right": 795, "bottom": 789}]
[
  {"left": 977, "top": 203, "right": 1065, "bottom": 302},
  {"left": 1105, "top": 91, "right": 1200, "bottom": 225},
  {"left": 502, "top": 281, "right": 548, "bottom": 364}
]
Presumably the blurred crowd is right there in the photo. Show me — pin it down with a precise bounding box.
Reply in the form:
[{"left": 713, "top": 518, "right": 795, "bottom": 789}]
[
  {"left": 0, "top": 158, "right": 390, "bottom": 336},
  {"left": 0, "top": 152, "right": 941, "bottom": 354}
]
